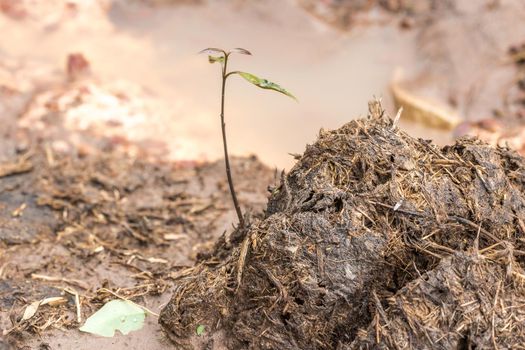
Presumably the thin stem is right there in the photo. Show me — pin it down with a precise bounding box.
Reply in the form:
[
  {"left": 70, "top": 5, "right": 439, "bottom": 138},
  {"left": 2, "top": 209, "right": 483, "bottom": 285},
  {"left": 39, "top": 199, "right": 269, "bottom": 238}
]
[
  {"left": 221, "top": 54, "right": 245, "bottom": 228},
  {"left": 224, "top": 70, "right": 239, "bottom": 79}
]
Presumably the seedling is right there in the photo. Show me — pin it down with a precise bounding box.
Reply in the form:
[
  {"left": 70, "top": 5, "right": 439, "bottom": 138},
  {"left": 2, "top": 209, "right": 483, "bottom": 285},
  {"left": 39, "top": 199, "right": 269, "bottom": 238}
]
[{"left": 200, "top": 47, "right": 296, "bottom": 229}]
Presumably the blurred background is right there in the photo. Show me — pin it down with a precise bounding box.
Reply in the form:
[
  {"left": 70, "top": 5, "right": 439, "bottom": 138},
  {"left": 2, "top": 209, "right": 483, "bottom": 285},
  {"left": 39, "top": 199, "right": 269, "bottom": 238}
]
[{"left": 1, "top": 0, "right": 525, "bottom": 169}]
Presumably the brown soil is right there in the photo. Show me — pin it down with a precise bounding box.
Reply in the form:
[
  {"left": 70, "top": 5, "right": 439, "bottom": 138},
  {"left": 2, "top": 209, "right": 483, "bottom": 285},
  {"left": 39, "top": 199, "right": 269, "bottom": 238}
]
[
  {"left": 453, "top": 40, "right": 525, "bottom": 156},
  {"left": 2, "top": 1, "right": 525, "bottom": 349},
  {"left": 159, "top": 100, "right": 525, "bottom": 349},
  {"left": 0, "top": 144, "right": 275, "bottom": 349},
  {"left": 296, "top": 0, "right": 453, "bottom": 31}
]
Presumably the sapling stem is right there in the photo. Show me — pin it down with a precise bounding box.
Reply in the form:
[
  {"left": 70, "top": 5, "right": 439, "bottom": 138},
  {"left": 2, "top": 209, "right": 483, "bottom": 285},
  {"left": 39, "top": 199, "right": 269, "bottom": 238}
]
[
  {"left": 220, "top": 53, "right": 245, "bottom": 228},
  {"left": 199, "top": 47, "right": 295, "bottom": 231}
]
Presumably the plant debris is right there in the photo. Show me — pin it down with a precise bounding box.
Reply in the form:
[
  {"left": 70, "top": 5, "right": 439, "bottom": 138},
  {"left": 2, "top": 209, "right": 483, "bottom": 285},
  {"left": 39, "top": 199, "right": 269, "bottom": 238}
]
[
  {"left": 159, "top": 100, "right": 525, "bottom": 349},
  {"left": 0, "top": 147, "right": 274, "bottom": 348},
  {"left": 79, "top": 299, "right": 146, "bottom": 337}
]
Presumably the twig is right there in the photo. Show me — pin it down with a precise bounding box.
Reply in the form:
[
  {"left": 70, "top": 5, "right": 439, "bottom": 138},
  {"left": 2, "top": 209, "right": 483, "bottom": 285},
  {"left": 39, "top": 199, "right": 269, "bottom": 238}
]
[
  {"left": 236, "top": 234, "right": 251, "bottom": 292},
  {"left": 97, "top": 288, "right": 160, "bottom": 317},
  {"left": 63, "top": 287, "right": 82, "bottom": 323},
  {"left": 32, "top": 273, "right": 89, "bottom": 290}
]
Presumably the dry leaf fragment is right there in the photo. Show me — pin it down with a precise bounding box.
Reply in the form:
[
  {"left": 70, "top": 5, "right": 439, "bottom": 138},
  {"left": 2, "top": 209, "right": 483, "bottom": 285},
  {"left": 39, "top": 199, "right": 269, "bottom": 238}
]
[
  {"left": 21, "top": 300, "right": 41, "bottom": 321},
  {"left": 21, "top": 296, "right": 68, "bottom": 321},
  {"left": 11, "top": 203, "right": 27, "bottom": 217}
]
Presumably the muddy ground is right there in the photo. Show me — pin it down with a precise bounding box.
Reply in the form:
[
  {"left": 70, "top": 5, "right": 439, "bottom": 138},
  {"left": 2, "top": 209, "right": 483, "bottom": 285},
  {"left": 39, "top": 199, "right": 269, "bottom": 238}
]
[
  {"left": 0, "top": 149, "right": 274, "bottom": 349},
  {"left": 0, "top": 29, "right": 275, "bottom": 348},
  {"left": 2, "top": 0, "right": 525, "bottom": 349},
  {"left": 4, "top": 0, "right": 525, "bottom": 168}
]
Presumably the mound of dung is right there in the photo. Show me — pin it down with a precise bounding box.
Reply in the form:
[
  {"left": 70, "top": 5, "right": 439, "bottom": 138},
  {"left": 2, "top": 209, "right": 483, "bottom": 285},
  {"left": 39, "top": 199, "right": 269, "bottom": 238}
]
[
  {"left": 159, "top": 101, "right": 525, "bottom": 349},
  {"left": 350, "top": 250, "right": 525, "bottom": 349}
]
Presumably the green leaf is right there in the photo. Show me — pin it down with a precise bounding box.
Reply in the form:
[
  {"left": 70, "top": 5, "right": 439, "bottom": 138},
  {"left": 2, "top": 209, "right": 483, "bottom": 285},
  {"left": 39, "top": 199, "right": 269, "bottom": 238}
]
[
  {"left": 235, "top": 72, "right": 296, "bottom": 100},
  {"left": 196, "top": 324, "right": 205, "bottom": 336},
  {"left": 208, "top": 55, "right": 224, "bottom": 64},
  {"left": 79, "top": 300, "right": 146, "bottom": 337}
]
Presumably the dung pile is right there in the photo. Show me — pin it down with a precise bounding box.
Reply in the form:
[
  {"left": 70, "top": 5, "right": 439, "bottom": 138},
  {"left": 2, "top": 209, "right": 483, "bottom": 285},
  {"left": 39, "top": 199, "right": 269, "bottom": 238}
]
[
  {"left": 350, "top": 251, "right": 525, "bottom": 349},
  {"left": 159, "top": 100, "right": 525, "bottom": 349}
]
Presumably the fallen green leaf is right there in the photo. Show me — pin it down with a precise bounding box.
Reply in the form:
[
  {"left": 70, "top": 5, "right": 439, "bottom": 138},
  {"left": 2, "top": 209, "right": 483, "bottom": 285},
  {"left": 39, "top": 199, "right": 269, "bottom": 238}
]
[
  {"left": 79, "top": 300, "right": 146, "bottom": 337},
  {"left": 235, "top": 72, "right": 296, "bottom": 100},
  {"left": 196, "top": 324, "right": 205, "bottom": 336}
]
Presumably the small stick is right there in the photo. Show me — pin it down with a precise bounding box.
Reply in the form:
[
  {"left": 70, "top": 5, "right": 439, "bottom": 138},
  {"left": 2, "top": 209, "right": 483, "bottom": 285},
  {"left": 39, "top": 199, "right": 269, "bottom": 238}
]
[
  {"left": 32, "top": 273, "right": 89, "bottom": 290},
  {"left": 97, "top": 288, "right": 160, "bottom": 317},
  {"left": 63, "top": 287, "right": 82, "bottom": 323},
  {"left": 391, "top": 106, "right": 403, "bottom": 130},
  {"left": 236, "top": 235, "right": 251, "bottom": 292}
]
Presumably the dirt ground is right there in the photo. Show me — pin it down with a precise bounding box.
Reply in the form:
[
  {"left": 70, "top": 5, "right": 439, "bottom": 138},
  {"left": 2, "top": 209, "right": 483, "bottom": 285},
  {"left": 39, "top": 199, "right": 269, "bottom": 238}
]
[
  {"left": 0, "top": 30, "right": 274, "bottom": 348},
  {"left": 2, "top": 0, "right": 525, "bottom": 349},
  {"left": 0, "top": 139, "right": 275, "bottom": 350}
]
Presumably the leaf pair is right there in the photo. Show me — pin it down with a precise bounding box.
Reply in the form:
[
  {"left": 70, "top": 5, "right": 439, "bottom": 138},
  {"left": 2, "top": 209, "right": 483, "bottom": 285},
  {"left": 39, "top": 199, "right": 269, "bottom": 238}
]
[
  {"left": 199, "top": 47, "right": 252, "bottom": 56},
  {"left": 200, "top": 47, "right": 296, "bottom": 100}
]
